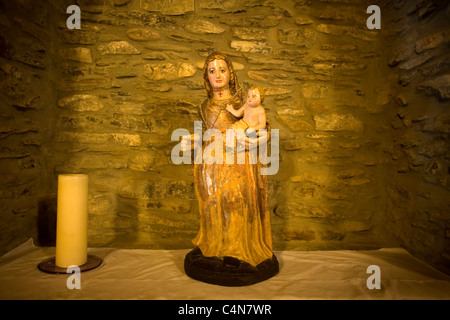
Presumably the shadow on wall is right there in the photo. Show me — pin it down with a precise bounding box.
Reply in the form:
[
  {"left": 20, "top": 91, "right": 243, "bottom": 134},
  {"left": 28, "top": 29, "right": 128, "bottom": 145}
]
[{"left": 37, "top": 195, "right": 57, "bottom": 247}]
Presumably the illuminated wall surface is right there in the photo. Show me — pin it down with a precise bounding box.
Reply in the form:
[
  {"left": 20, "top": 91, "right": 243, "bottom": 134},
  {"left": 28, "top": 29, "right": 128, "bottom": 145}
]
[{"left": 0, "top": 0, "right": 448, "bottom": 274}]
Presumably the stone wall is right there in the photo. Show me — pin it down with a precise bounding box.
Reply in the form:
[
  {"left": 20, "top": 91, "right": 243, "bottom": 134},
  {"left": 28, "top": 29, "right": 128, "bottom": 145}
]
[
  {"left": 381, "top": 0, "right": 450, "bottom": 274},
  {"left": 0, "top": 0, "right": 57, "bottom": 252},
  {"left": 0, "top": 0, "right": 448, "bottom": 274},
  {"left": 51, "top": 0, "right": 393, "bottom": 251}
]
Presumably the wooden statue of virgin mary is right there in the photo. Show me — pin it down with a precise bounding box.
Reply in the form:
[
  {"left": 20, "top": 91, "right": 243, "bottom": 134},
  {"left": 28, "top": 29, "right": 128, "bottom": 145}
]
[{"left": 182, "top": 52, "right": 278, "bottom": 286}]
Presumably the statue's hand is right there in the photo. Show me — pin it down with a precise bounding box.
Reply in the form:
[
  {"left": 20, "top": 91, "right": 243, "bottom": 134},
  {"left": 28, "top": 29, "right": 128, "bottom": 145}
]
[
  {"left": 246, "top": 127, "right": 256, "bottom": 136},
  {"left": 226, "top": 104, "right": 234, "bottom": 113}
]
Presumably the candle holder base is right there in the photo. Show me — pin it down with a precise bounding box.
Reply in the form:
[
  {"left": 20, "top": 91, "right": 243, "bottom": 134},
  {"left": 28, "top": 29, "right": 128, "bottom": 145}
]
[{"left": 38, "top": 254, "right": 102, "bottom": 274}]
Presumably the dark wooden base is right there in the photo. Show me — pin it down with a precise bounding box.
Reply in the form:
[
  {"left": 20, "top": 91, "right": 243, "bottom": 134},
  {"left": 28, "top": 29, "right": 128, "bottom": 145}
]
[{"left": 184, "top": 247, "right": 279, "bottom": 286}]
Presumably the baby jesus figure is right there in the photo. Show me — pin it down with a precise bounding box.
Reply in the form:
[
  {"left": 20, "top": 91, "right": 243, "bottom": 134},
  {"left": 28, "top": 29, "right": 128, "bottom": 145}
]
[{"left": 226, "top": 85, "right": 267, "bottom": 136}]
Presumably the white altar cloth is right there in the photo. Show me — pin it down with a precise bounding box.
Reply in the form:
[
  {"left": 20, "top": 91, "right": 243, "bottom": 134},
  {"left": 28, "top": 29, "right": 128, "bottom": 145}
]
[{"left": 1, "top": 239, "right": 449, "bottom": 300}]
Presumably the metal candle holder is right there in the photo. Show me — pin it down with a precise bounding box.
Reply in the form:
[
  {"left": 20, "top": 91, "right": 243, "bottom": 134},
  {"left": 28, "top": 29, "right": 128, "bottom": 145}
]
[{"left": 38, "top": 254, "right": 102, "bottom": 274}]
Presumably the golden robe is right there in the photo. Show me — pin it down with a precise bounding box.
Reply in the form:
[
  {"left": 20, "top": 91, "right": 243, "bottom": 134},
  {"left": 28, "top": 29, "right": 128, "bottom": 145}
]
[{"left": 192, "top": 96, "right": 274, "bottom": 267}]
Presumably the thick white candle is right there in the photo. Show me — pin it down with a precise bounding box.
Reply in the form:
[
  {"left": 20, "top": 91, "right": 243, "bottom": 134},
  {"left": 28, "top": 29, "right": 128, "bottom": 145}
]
[{"left": 55, "top": 174, "right": 88, "bottom": 268}]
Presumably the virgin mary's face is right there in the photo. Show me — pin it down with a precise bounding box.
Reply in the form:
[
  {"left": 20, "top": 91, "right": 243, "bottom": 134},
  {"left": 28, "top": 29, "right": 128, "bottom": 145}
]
[{"left": 207, "top": 59, "right": 230, "bottom": 90}]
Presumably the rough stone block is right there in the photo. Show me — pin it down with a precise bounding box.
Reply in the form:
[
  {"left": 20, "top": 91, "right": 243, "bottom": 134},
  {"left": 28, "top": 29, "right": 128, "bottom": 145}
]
[
  {"left": 63, "top": 153, "right": 129, "bottom": 171},
  {"left": 273, "top": 48, "right": 307, "bottom": 60},
  {"left": 388, "top": 44, "right": 415, "bottom": 67},
  {"left": 110, "top": 113, "right": 171, "bottom": 135},
  {"left": 420, "top": 55, "right": 450, "bottom": 77},
  {"left": 143, "top": 62, "right": 196, "bottom": 80},
  {"left": 247, "top": 70, "right": 270, "bottom": 81},
  {"left": 185, "top": 19, "right": 225, "bottom": 34},
  {"left": 415, "top": 32, "right": 445, "bottom": 53},
  {"left": 230, "top": 40, "right": 272, "bottom": 54},
  {"left": 283, "top": 139, "right": 329, "bottom": 152},
  {"left": 89, "top": 193, "right": 115, "bottom": 215},
  {"left": 302, "top": 84, "right": 329, "bottom": 99},
  {"left": 276, "top": 109, "right": 315, "bottom": 132},
  {"left": 14, "top": 46, "right": 46, "bottom": 69},
  {"left": 232, "top": 27, "right": 267, "bottom": 41},
  {"left": 278, "top": 28, "right": 316, "bottom": 47},
  {"left": 199, "top": 0, "right": 239, "bottom": 11},
  {"left": 126, "top": 28, "right": 160, "bottom": 41},
  {"left": 141, "top": 0, "right": 194, "bottom": 15},
  {"left": 115, "top": 0, "right": 131, "bottom": 6},
  {"left": 141, "top": 198, "right": 191, "bottom": 214},
  {"left": 56, "top": 132, "right": 141, "bottom": 147},
  {"left": 320, "top": 230, "right": 345, "bottom": 241},
  {"left": 295, "top": 16, "right": 313, "bottom": 25},
  {"left": 314, "top": 114, "right": 364, "bottom": 132},
  {"left": 119, "top": 178, "right": 195, "bottom": 200},
  {"left": 97, "top": 41, "right": 140, "bottom": 55},
  {"left": 316, "top": 24, "right": 376, "bottom": 41},
  {"left": 424, "top": 112, "right": 450, "bottom": 133},
  {"left": 274, "top": 202, "right": 334, "bottom": 219},
  {"left": 306, "top": 100, "right": 330, "bottom": 113},
  {"left": 417, "top": 74, "right": 450, "bottom": 100},
  {"left": 128, "top": 151, "right": 169, "bottom": 171},
  {"left": 265, "top": 87, "right": 292, "bottom": 96},
  {"left": 145, "top": 43, "right": 191, "bottom": 52},
  {"left": 58, "top": 75, "right": 111, "bottom": 91},
  {"left": 15, "top": 17, "right": 51, "bottom": 43},
  {"left": 221, "top": 15, "right": 281, "bottom": 28},
  {"left": 103, "top": 217, "right": 132, "bottom": 229},
  {"left": 13, "top": 96, "right": 42, "bottom": 111},
  {"left": 58, "top": 47, "right": 92, "bottom": 63},
  {"left": 61, "top": 25, "right": 101, "bottom": 44},
  {"left": 399, "top": 51, "right": 434, "bottom": 70}
]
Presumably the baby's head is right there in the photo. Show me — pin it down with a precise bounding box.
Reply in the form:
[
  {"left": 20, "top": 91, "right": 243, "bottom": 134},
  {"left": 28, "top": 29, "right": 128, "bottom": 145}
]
[{"left": 246, "top": 85, "right": 265, "bottom": 106}]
